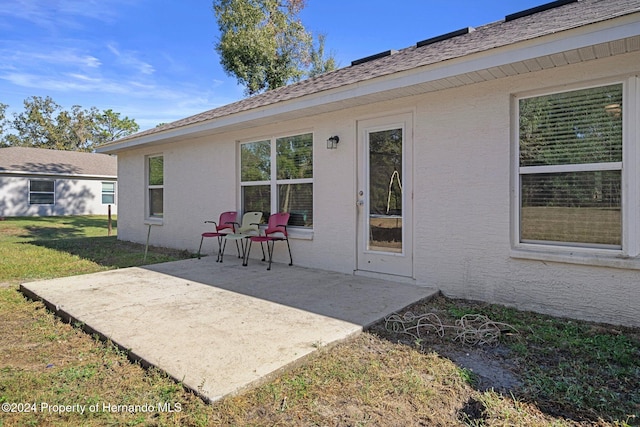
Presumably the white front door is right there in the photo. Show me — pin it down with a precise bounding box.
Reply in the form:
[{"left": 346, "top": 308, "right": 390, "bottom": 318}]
[{"left": 356, "top": 113, "right": 413, "bottom": 278}]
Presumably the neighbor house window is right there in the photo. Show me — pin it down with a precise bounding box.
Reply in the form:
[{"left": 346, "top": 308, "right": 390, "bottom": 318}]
[
  {"left": 102, "top": 182, "right": 116, "bottom": 204},
  {"left": 147, "top": 155, "right": 163, "bottom": 218},
  {"left": 240, "top": 133, "right": 313, "bottom": 228},
  {"left": 517, "top": 83, "right": 623, "bottom": 249},
  {"left": 29, "top": 179, "right": 55, "bottom": 205}
]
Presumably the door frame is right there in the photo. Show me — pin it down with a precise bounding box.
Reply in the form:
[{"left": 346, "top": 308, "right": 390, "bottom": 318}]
[{"left": 356, "top": 112, "right": 414, "bottom": 279}]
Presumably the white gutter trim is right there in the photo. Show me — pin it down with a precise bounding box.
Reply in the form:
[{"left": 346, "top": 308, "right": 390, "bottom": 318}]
[{"left": 0, "top": 170, "right": 117, "bottom": 179}]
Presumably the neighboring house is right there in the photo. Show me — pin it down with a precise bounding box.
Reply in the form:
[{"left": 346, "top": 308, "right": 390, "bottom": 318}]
[
  {"left": 0, "top": 147, "right": 117, "bottom": 217},
  {"left": 98, "top": 0, "right": 640, "bottom": 327}
]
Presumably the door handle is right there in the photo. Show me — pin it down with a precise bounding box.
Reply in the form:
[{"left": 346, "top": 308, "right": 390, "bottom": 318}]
[{"left": 356, "top": 200, "right": 364, "bottom": 206}]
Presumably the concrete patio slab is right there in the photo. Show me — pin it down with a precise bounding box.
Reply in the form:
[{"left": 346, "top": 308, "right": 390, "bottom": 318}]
[{"left": 20, "top": 258, "right": 436, "bottom": 402}]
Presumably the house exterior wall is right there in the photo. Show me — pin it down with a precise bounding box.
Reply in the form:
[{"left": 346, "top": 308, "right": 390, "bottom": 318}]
[
  {"left": 412, "top": 51, "right": 640, "bottom": 327},
  {"left": 115, "top": 50, "right": 640, "bottom": 327},
  {"left": 115, "top": 116, "right": 360, "bottom": 272},
  {"left": 0, "top": 175, "right": 117, "bottom": 217}
]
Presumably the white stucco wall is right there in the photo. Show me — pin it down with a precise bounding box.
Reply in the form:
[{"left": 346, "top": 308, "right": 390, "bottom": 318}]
[
  {"left": 115, "top": 115, "right": 360, "bottom": 272},
  {"left": 0, "top": 175, "right": 117, "bottom": 217},
  {"left": 411, "top": 52, "right": 640, "bottom": 327},
  {"left": 114, "top": 50, "right": 640, "bottom": 327}
]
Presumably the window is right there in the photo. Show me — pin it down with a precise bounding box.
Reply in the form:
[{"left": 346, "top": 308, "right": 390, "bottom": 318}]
[
  {"left": 147, "top": 155, "right": 163, "bottom": 218},
  {"left": 102, "top": 182, "right": 116, "bottom": 204},
  {"left": 29, "top": 179, "right": 55, "bottom": 205},
  {"left": 240, "top": 140, "right": 271, "bottom": 218},
  {"left": 240, "top": 133, "right": 313, "bottom": 228},
  {"left": 517, "top": 83, "right": 623, "bottom": 249}
]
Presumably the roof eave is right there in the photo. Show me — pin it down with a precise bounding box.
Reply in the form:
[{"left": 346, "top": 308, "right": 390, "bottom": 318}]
[
  {"left": 0, "top": 170, "right": 117, "bottom": 179},
  {"left": 97, "top": 12, "right": 640, "bottom": 154}
]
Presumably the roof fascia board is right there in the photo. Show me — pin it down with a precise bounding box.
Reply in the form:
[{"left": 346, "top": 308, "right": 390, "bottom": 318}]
[
  {"left": 98, "top": 14, "right": 640, "bottom": 154},
  {"left": 0, "top": 171, "right": 117, "bottom": 179},
  {"left": 374, "top": 16, "right": 640, "bottom": 93}
]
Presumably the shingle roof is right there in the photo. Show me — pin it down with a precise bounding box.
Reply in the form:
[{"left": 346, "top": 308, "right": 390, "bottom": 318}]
[
  {"left": 0, "top": 147, "right": 117, "bottom": 177},
  {"left": 111, "top": 0, "right": 640, "bottom": 145}
]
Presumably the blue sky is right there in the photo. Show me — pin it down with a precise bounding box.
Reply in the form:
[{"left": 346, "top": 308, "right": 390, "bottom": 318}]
[{"left": 0, "top": 0, "right": 543, "bottom": 131}]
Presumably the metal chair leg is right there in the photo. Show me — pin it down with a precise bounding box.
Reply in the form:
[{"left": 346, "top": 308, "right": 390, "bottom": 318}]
[
  {"left": 216, "top": 236, "right": 223, "bottom": 262},
  {"left": 243, "top": 239, "right": 251, "bottom": 266},
  {"left": 285, "top": 238, "right": 293, "bottom": 266},
  {"left": 197, "top": 236, "right": 204, "bottom": 259},
  {"left": 220, "top": 239, "right": 227, "bottom": 262},
  {"left": 266, "top": 240, "right": 274, "bottom": 270},
  {"left": 260, "top": 241, "right": 266, "bottom": 261}
]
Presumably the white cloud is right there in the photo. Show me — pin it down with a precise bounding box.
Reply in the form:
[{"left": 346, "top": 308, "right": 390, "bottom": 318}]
[
  {"left": 0, "top": 59, "right": 242, "bottom": 130},
  {"left": 107, "top": 43, "right": 155, "bottom": 75},
  {"left": 0, "top": 1, "right": 239, "bottom": 131},
  {"left": 0, "top": 0, "right": 135, "bottom": 28},
  {"left": 1, "top": 67, "right": 223, "bottom": 105},
  {"left": 1, "top": 72, "right": 115, "bottom": 93},
  {"left": 0, "top": 44, "right": 102, "bottom": 70},
  {"left": 83, "top": 56, "right": 102, "bottom": 68}
]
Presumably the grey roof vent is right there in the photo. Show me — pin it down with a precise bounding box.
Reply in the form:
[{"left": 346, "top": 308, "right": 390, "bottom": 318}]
[
  {"left": 351, "top": 50, "right": 398, "bottom": 66},
  {"left": 416, "top": 27, "right": 475, "bottom": 48},
  {"left": 505, "top": 0, "right": 578, "bottom": 22}
]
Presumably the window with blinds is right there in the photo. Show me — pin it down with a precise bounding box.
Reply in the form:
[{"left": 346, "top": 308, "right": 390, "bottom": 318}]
[
  {"left": 518, "top": 84, "right": 623, "bottom": 248},
  {"left": 29, "top": 179, "right": 55, "bottom": 205},
  {"left": 240, "top": 133, "right": 313, "bottom": 228}
]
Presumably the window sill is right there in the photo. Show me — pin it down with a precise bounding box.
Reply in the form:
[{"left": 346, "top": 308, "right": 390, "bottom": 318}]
[
  {"left": 255, "top": 225, "right": 312, "bottom": 240},
  {"left": 144, "top": 218, "right": 163, "bottom": 226},
  {"left": 288, "top": 228, "right": 313, "bottom": 240},
  {"left": 510, "top": 247, "right": 640, "bottom": 270}
]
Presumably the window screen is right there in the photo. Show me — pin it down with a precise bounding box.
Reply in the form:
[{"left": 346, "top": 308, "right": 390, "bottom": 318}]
[
  {"left": 29, "top": 180, "right": 55, "bottom": 205},
  {"left": 518, "top": 84, "right": 623, "bottom": 248}
]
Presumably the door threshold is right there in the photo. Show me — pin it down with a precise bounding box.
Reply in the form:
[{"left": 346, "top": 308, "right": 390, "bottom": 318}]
[{"left": 354, "top": 270, "right": 416, "bottom": 285}]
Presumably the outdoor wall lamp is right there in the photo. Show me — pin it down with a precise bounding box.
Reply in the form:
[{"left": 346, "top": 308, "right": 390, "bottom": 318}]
[{"left": 326, "top": 135, "right": 340, "bottom": 149}]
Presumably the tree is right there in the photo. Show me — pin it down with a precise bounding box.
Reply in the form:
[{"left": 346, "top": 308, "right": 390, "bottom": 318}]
[
  {"left": 93, "top": 109, "right": 140, "bottom": 146},
  {"left": 308, "top": 34, "right": 335, "bottom": 78},
  {"left": 213, "top": 0, "right": 336, "bottom": 96},
  {"left": 0, "top": 103, "right": 11, "bottom": 147},
  {"left": 0, "top": 96, "right": 139, "bottom": 151}
]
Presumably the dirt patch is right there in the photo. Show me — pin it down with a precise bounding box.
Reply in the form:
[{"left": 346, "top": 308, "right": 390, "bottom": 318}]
[{"left": 435, "top": 345, "right": 523, "bottom": 393}]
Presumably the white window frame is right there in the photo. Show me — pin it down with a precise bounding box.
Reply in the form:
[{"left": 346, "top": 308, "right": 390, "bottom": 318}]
[
  {"left": 101, "top": 181, "right": 116, "bottom": 205},
  {"left": 511, "top": 76, "right": 640, "bottom": 269},
  {"left": 146, "top": 154, "right": 164, "bottom": 222},
  {"left": 239, "top": 132, "right": 314, "bottom": 235},
  {"left": 29, "top": 179, "right": 55, "bottom": 205}
]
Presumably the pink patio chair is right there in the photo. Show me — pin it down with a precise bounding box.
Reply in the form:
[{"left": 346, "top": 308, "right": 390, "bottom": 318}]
[
  {"left": 244, "top": 212, "right": 292, "bottom": 270},
  {"left": 197, "top": 211, "right": 238, "bottom": 262}
]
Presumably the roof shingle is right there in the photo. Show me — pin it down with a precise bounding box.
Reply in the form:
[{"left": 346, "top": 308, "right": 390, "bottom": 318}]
[
  {"left": 110, "top": 0, "right": 640, "bottom": 145},
  {"left": 0, "top": 147, "right": 117, "bottom": 177}
]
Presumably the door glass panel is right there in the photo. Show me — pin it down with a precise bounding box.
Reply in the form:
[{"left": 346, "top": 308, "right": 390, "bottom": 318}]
[{"left": 368, "top": 128, "right": 403, "bottom": 253}]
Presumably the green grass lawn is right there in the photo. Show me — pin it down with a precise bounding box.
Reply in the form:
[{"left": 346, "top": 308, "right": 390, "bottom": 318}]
[
  {"left": 0, "top": 216, "right": 638, "bottom": 426},
  {"left": 0, "top": 216, "right": 189, "bottom": 285}
]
